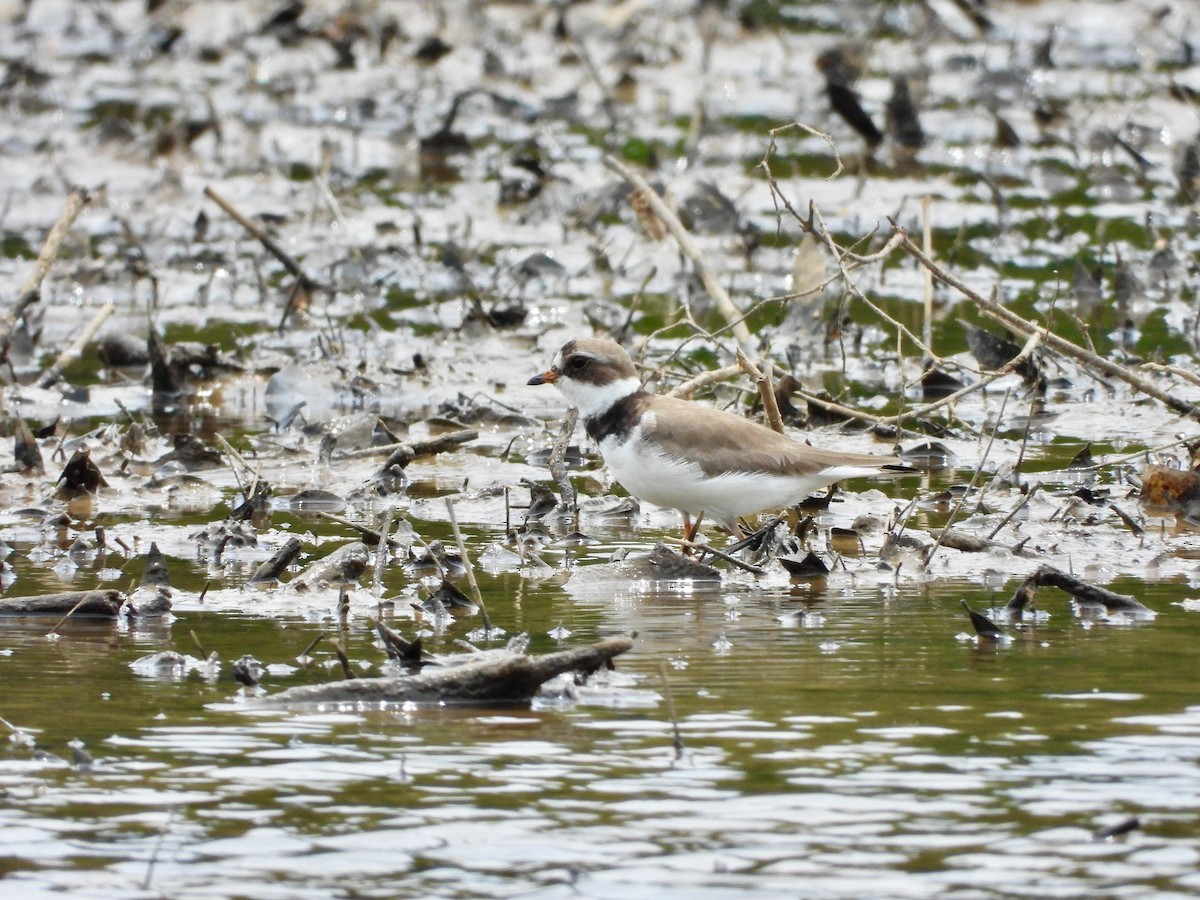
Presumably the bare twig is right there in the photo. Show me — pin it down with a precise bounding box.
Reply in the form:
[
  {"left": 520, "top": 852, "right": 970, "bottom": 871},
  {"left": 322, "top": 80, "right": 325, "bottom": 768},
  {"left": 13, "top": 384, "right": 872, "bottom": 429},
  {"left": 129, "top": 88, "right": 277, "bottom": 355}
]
[
  {"left": 35, "top": 302, "right": 116, "bottom": 388},
  {"left": 1, "top": 185, "right": 91, "bottom": 363},
  {"left": 213, "top": 432, "right": 252, "bottom": 498},
  {"left": 895, "top": 227, "right": 1199, "bottom": 419},
  {"left": 203, "top": 185, "right": 321, "bottom": 291},
  {"left": 17, "top": 185, "right": 91, "bottom": 299},
  {"left": 758, "top": 122, "right": 844, "bottom": 188},
  {"left": 809, "top": 205, "right": 948, "bottom": 365},
  {"left": 678, "top": 538, "right": 767, "bottom": 575},
  {"left": 189, "top": 630, "right": 209, "bottom": 658},
  {"left": 46, "top": 591, "right": 101, "bottom": 637},
  {"left": 329, "top": 639, "right": 356, "bottom": 679},
  {"left": 372, "top": 508, "right": 394, "bottom": 595},
  {"left": 735, "top": 349, "right": 785, "bottom": 434},
  {"left": 316, "top": 511, "right": 398, "bottom": 548},
  {"left": 921, "top": 195, "right": 934, "bottom": 354},
  {"left": 572, "top": 38, "right": 619, "bottom": 136},
  {"left": 603, "top": 154, "right": 754, "bottom": 350},
  {"left": 665, "top": 363, "right": 742, "bottom": 399},
  {"left": 1139, "top": 362, "right": 1200, "bottom": 390},
  {"left": 986, "top": 484, "right": 1039, "bottom": 541},
  {"left": 141, "top": 808, "right": 177, "bottom": 891},
  {"left": 298, "top": 631, "right": 327, "bottom": 661},
  {"left": 906, "top": 330, "right": 1042, "bottom": 421},
  {"left": 336, "top": 429, "right": 478, "bottom": 460}
]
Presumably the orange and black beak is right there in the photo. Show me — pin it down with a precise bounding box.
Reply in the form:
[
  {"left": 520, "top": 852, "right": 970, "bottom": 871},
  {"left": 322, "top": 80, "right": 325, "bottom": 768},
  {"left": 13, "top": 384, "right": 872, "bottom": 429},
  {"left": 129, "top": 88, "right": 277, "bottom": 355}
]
[{"left": 527, "top": 368, "right": 557, "bottom": 386}]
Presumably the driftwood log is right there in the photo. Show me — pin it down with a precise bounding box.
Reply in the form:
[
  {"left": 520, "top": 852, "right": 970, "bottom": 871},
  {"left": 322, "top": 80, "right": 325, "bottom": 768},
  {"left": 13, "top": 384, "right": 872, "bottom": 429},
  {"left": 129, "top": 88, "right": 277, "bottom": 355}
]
[
  {"left": 257, "top": 635, "right": 635, "bottom": 707},
  {"left": 1004, "top": 565, "right": 1154, "bottom": 617},
  {"left": 0, "top": 589, "right": 125, "bottom": 618}
]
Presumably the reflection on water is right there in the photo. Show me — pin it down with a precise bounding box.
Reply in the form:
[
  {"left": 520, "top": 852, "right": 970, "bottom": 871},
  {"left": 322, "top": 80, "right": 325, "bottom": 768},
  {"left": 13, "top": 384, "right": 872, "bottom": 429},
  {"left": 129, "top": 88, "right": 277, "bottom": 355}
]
[{"left": 2, "top": 574, "right": 1198, "bottom": 898}]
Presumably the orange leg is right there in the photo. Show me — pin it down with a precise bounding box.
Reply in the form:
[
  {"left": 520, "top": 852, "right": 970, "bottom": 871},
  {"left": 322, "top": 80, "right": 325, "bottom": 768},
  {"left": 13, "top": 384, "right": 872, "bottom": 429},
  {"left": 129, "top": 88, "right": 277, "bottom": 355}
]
[{"left": 681, "top": 513, "right": 694, "bottom": 553}]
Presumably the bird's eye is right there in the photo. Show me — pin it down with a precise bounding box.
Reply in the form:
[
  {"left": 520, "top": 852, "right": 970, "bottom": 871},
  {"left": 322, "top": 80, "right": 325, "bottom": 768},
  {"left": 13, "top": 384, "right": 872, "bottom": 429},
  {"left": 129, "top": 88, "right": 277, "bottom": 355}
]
[{"left": 566, "top": 355, "right": 588, "bottom": 371}]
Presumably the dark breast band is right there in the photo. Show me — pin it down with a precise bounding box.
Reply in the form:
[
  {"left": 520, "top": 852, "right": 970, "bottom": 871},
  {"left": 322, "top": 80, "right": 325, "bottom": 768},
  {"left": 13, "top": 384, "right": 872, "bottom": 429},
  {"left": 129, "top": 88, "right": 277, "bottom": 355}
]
[{"left": 585, "top": 391, "right": 653, "bottom": 444}]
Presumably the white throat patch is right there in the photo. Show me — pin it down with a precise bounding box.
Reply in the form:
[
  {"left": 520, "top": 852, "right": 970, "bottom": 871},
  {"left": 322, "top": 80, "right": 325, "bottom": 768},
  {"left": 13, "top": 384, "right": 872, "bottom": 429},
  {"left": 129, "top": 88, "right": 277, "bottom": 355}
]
[{"left": 557, "top": 375, "right": 642, "bottom": 419}]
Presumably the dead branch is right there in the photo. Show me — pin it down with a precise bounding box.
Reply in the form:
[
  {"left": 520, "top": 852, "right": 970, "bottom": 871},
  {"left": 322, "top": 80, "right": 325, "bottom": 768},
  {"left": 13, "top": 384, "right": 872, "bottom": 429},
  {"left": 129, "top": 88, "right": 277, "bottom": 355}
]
[
  {"left": 0, "top": 589, "right": 125, "bottom": 618},
  {"left": 895, "top": 227, "right": 1199, "bottom": 420},
  {"left": 336, "top": 429, "right": 478, "bottom": 460},
  {"left": 665, "top": 363, "right": 742, "bottom": 399},
  {"left": 1004, "top": 565, "right": 1153, "bottom": 616},
  {"left": 256, "top": 635, "right": 634, "bottom": 706},
  {"left": 735, "top": 349, "right": 785, "bottom": 434},
  {"left": 36, "top": 302, "right": 116, "bottom": 388},
  {"left": 203, "top": 185, "right": 322, "bottom": 292},
  {"left": 1, "top": 185, "right": 91, "bottom": 363},
  {"left": 603, "top": 154, "right": 754, "bottom": 350}
]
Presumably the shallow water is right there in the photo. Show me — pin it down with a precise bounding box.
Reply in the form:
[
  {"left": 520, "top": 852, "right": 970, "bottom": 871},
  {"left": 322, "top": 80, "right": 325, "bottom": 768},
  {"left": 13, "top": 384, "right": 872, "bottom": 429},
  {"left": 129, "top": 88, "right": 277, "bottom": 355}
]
[{"left": 3, "top": 570, "right": 1200, "bottom": 898}]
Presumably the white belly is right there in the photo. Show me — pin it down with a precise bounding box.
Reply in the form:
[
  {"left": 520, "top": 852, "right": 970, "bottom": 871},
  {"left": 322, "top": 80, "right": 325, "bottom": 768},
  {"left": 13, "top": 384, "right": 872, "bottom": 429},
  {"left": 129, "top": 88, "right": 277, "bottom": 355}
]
[{"left": 598, "top": 429, "right": 829, "bottom": 531}]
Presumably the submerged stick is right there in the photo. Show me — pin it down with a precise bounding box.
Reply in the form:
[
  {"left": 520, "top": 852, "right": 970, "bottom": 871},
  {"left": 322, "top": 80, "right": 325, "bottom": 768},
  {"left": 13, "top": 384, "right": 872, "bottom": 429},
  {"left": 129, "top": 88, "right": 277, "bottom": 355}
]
[
  {"left": 297, "top": 631, "right": 327, "bottom": 662},
  {"left": 329, "top": 639, "right": 357, "bottom": 679},
  {"left": 1005, "top": 565, "right": 1153, "bottom": 616},
  {"left": 657, "top": 659, "right": 685, "bottom": 759}
]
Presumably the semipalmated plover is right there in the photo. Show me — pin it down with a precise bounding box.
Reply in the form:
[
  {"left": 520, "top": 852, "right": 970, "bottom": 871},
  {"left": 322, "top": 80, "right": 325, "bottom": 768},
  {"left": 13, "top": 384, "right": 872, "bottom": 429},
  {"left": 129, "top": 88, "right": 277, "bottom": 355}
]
[{"left": 529, "top": 337, "right": 911, "bottom": 537}]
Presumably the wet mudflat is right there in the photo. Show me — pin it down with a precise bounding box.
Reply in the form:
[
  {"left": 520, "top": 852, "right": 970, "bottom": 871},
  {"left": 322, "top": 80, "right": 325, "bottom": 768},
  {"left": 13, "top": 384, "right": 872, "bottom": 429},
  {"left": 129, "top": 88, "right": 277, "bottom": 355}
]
[{"left": 3, "top": 0, "right": 1200, "bottom": 897}]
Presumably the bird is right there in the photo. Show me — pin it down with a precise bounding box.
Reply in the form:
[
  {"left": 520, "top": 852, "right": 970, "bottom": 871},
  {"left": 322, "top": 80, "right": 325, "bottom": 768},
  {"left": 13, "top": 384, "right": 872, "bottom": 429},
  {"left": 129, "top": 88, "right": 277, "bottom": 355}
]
[{"left": 528, "top": 337, "right": 912, "bottom": 539}]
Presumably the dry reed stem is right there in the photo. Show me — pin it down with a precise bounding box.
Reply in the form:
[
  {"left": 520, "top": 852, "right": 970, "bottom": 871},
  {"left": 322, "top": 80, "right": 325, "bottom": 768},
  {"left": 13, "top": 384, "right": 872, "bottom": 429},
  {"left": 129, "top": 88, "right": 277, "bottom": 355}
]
[{"left": 603, "top": 154, "right": 754, "bottom": 350}]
